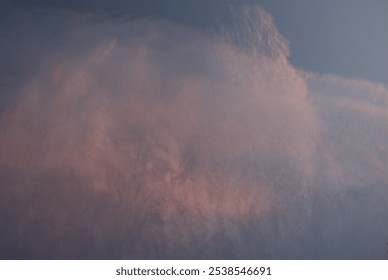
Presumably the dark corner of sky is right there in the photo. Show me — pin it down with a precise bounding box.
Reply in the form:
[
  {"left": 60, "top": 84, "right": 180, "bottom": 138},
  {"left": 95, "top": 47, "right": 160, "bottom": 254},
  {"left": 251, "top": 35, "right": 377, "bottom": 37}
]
[{"left": 1, "top": 0, "right": 231, "bottom": 25}]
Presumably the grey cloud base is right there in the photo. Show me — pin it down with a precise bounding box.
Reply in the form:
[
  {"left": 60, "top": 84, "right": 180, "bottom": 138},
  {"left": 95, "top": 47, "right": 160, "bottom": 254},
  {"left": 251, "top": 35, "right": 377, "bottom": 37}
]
[{"left": 0, "top": 7, "right": 387, "bottom": 259}]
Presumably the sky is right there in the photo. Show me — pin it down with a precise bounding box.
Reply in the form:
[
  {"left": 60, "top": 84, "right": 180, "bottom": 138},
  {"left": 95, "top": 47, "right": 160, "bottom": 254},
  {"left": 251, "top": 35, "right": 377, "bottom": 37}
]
[
  {"left": 0, "top": 0, "right": 387, "bottom": 259},
  {"left": 1, "top": 0, "right": 387, "bottom": 84}
]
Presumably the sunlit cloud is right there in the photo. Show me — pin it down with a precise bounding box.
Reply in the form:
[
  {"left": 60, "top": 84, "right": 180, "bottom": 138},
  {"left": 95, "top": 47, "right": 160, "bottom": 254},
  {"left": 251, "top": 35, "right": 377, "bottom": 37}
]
[{"left": 0, "top": 5, "right": 387, "bottom": 259}]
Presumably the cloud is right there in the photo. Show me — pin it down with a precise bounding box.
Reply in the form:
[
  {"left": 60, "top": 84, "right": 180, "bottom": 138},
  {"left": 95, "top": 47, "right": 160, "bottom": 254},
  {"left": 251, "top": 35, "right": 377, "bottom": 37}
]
[
  {"left": 305, "top": 73, "right": 388, "bottom": 187},
  {"left": 0, "top": 5, "right": 387, "bottom": 259}
]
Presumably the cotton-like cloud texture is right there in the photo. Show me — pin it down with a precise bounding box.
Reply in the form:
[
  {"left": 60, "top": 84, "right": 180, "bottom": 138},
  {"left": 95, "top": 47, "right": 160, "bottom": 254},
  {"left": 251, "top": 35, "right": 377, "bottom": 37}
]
[{"left": 0, "top": 5, "right": 387, "bottom": 259}]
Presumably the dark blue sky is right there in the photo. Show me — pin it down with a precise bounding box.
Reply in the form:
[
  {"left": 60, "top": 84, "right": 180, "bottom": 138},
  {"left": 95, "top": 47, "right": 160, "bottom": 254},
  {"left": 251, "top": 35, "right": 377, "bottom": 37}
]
[{"left": 1, "top": 0, "right": 387, "bottom": 84}]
